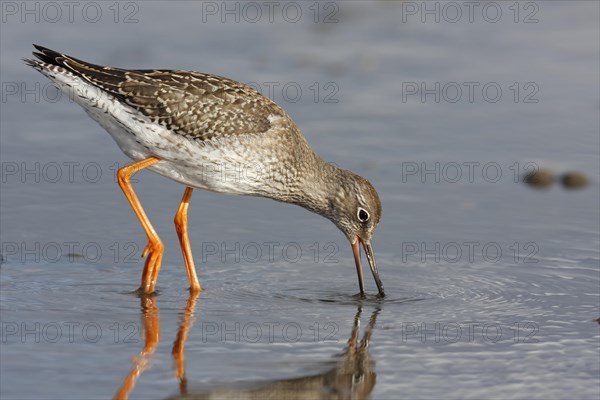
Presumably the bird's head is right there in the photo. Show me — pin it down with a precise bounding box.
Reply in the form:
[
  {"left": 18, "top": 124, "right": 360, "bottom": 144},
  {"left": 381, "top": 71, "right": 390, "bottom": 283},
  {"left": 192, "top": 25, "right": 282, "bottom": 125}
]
[{"left": 328, "top": 171, "right": 384, "bottom": 297}]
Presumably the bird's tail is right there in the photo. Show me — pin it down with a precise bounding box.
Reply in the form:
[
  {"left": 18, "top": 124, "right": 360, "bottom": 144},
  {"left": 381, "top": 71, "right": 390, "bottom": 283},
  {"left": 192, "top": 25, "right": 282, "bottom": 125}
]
[{"left": 23, "top": 44, "right": 131, "bottom": 102}]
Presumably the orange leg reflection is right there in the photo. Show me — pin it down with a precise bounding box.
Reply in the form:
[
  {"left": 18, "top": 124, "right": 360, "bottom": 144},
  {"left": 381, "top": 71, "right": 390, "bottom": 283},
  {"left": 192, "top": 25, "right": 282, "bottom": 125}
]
[
  {"left": 172, "top": 291, "right": 200, "bottom": 396},
  {"left": 114, "top": 292, "right": 200, "bottom": 400},
  {"left": 114, "top": 296, "right": 160, "bottom": 400}
]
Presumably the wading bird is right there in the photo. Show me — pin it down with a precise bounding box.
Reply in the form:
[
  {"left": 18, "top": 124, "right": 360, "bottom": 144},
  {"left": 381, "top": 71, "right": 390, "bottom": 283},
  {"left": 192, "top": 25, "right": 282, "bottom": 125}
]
[{"left": 24, "top": 45, "right": 384, "bottom": 296}]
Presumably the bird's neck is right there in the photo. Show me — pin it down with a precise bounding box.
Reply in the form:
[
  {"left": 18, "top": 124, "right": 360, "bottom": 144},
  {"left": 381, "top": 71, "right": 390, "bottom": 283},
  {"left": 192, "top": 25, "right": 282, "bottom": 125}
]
[{"left": 292, "top": 156, "right": 348, "bottom": 221}]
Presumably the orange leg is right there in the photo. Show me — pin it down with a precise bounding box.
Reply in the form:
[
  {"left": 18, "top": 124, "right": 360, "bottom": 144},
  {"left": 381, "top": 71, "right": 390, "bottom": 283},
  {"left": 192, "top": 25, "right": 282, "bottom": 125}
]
[
  {"left": 173, "top": 187, "right": 201, "bottom": 292},
  {"left": 117, "top": 157, "right": 163, "bottom": 294}
]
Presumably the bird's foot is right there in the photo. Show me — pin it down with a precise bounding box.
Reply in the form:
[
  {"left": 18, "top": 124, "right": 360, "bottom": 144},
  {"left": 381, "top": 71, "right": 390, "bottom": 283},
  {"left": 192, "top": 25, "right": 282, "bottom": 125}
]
[{"left": 138, "top": 239, "right": 164, "bottom": 294}]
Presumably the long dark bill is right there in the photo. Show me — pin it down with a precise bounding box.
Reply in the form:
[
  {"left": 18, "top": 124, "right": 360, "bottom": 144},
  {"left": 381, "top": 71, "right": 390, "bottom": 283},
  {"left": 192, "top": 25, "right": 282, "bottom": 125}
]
[
  {"left": 352, "top": 238, "right": 386, "bottom": 297},
  {"left": 351, "top": 239, "right": 365, "bottom": 295},
  {"left": 363, "top": 240, "right": 385, "bottom": 297}
]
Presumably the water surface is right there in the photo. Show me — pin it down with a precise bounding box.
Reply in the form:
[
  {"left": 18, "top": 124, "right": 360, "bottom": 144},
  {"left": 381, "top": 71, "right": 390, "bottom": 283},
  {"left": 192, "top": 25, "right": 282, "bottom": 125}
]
[{"left": 1, "top": 2, "right": 599, "bottom": 399}]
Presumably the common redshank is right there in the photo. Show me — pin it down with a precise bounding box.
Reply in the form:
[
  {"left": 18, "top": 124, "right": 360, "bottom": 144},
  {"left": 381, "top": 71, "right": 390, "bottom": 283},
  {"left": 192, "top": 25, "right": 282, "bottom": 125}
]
[{"left": 24, "top": 45, "right": 385, "bottom": 296}]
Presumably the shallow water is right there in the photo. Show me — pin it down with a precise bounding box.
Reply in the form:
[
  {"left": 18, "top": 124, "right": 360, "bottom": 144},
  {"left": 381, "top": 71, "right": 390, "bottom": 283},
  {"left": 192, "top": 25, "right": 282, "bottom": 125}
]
[{"left": 1, "top": 1, "right": 599, "bottom": 399}]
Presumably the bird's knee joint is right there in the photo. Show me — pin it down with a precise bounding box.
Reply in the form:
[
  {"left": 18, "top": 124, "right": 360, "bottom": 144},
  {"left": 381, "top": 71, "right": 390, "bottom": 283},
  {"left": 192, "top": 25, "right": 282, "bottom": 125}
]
[
  {"left": 174, "top": 224, "right": 183, "bottom": 236},
  {"left": 116, "top": 169, "right": 130, "bottom": 185},
  {"left": 174, "top": 213, "right": 187, "bottom": 227},
  {"left": 155, "top": 241, "right": 165, "bottom": 252}
]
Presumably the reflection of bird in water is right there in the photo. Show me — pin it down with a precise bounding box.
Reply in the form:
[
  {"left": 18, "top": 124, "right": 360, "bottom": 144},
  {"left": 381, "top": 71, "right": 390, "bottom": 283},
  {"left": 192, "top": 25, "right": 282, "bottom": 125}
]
[
  {"left": 114, "top": 295, "right": 380, "bottom": 400},
  {"left": 170, "top": 305, "right": 380, "bottom": 400}
]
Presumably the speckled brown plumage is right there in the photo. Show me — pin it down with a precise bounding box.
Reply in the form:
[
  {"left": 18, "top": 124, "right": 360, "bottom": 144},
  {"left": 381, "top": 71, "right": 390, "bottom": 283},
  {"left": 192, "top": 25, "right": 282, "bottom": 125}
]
[{"left": 28, "top": 45, "right": 282, "bottom": 140}]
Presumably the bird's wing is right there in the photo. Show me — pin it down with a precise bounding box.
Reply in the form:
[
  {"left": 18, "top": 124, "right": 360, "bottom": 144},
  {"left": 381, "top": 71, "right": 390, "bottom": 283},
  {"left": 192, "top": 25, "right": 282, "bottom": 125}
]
[{"left": 27, "top": 45, "right": 287, "bottom": 141}]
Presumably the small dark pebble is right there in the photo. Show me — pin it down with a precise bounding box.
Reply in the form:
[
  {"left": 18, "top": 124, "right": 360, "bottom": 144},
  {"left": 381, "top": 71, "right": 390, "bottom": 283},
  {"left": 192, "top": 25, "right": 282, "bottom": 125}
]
[
  {"left": 65, "top": 253, "right": 84, "bottom": 259},
  {"left": 523, "top": 169, "right": 554, "bottom": 189},
  {"left": 561, "top": 172, "right": 589, "bottom": 189}
]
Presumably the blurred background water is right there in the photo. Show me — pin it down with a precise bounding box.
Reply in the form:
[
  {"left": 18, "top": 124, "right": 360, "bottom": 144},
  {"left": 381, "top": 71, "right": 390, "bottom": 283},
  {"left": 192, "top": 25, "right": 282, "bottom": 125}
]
[{"left": 1, "top": 1, "right": 598, "bottom": 399}]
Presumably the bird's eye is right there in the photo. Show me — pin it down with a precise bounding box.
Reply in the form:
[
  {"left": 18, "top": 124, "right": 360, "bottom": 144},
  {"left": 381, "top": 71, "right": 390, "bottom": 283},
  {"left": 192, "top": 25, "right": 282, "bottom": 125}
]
[{"left": 357, "top": 208, "right": 370, "bottom": 222}]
